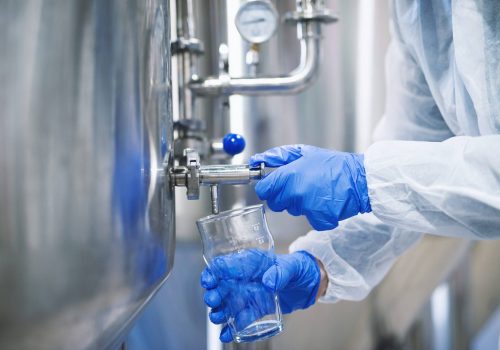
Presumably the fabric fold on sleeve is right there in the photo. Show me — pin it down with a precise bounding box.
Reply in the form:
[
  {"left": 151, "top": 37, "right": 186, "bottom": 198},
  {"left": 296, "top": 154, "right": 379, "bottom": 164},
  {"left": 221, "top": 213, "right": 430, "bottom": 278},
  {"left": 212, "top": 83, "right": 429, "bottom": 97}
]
[
  {"left": 365, "top": 135, "right": 500, "bottom": 240},
  {"left": 290, "top": 213, "right": 422, "bottom": 303}
]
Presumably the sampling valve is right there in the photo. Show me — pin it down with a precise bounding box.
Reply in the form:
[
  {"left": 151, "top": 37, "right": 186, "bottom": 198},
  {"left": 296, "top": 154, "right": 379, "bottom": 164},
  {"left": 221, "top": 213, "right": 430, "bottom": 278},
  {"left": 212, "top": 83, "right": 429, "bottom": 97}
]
[{"left": 170, "top": 149, "right": 266, "bottom": 213}]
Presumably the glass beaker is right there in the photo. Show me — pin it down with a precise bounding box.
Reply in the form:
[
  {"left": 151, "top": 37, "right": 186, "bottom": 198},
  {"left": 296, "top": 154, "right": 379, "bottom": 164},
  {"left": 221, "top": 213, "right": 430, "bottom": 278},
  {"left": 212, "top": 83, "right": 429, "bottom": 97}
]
[{"left": 197, "top": 204, "right": 283, "bottom": 343}]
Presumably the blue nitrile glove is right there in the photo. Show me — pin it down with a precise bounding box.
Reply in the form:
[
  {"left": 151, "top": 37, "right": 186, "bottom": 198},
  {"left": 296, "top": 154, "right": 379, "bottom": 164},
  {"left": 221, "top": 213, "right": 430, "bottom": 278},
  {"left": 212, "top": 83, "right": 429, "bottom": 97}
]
[
  {"left": 249, "top": 145, "right": 371, "bottom": 230},
  {"left": 200, "top": 250, "right": 320, "bottom": 343}
]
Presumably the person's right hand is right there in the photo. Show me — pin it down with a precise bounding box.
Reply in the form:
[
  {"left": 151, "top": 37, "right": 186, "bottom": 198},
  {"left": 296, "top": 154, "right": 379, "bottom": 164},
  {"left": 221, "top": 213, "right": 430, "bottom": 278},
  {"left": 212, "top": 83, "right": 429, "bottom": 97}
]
[
  {"left": 201, "top": 250, "right": 321, "bottom": 343},
  {"left": 249, "top": 145, "right": 371, "bottom": 230}
]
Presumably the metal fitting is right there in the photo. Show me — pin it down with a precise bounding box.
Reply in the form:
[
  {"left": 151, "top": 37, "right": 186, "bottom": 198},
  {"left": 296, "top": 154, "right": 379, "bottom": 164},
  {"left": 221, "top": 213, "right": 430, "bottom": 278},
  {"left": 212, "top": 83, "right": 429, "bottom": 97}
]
[
  {"left": 284, "top": 10, "right": 338, "bottom": 24},
  {"left": 170, "top": 149, "right": 266, "bottom": 201},
  {"left": 171, "top": 37, "right": 205, "bottom": 55}
]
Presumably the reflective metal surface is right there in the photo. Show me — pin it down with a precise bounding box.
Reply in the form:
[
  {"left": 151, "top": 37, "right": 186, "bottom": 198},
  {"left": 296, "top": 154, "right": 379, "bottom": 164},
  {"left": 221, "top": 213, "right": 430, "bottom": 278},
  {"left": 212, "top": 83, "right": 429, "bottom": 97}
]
[
  {"left": 172, "top": 164, "right": 264, "bottom": 187},
  {"left": 0, "top": 1, "right": 174, "bottom": 349},
  {"left": 189, "top": 22, "right": 323, "bottom": 96}
]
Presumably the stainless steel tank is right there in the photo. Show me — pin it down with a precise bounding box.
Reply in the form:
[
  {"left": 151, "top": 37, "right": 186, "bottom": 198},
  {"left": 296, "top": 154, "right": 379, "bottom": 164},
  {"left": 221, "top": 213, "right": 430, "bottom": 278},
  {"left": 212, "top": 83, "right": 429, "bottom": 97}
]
[{"left": 0, "top": 1, "right": 174, "bottom": 349}]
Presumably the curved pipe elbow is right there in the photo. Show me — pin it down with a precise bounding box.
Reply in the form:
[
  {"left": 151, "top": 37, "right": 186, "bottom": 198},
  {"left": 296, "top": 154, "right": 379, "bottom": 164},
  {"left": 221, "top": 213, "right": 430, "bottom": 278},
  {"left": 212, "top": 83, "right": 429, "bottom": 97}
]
[
  {"left": 279, "top": 38, "right": 321, "bottom": 94},
  {"left": 189, "top": 36, "right": 321, "bottom": 97}
]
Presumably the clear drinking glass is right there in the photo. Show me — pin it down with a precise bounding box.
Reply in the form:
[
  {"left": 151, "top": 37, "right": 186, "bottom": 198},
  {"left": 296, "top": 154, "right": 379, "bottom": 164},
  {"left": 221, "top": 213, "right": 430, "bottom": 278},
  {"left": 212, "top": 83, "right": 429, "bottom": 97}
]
[{"left": 197, "top": 204, "right": 283, "bottom": 343}]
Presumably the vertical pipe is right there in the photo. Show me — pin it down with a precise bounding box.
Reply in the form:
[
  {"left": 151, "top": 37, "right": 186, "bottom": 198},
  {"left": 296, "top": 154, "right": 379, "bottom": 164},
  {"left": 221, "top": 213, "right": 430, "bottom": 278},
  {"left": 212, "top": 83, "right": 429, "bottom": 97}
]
[
  {"left": 355, "top": 0, "right": 376, "bottom": 151},
  {"left": 206, "top": 1, "right": 226, "bottom": 349},
  {"left": 210, "top": 184, "right": 220, "bottom": 214},
  {"left": 186, "top": 0, "right": 196, "bottom": 37},
  {"left": 175, "top": 0, "right": 197, "bottom": 121},
  {"left": 430, "top": 284, "right": 452, "bottom": 350}
]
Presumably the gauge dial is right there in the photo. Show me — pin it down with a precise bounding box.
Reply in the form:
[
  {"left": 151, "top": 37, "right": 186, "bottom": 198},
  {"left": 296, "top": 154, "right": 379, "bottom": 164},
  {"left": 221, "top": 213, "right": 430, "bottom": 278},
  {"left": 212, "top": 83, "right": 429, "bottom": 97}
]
[{"left": 235, "top": 1, "right": 279, "bottom": 44}]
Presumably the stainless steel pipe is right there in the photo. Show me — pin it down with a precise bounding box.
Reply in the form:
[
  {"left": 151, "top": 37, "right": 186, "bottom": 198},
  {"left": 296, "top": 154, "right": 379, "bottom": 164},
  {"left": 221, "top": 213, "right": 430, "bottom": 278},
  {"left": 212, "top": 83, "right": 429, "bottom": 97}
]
[
  {"left": 171, "top": 164, "right": 264, "bottom": 187},
  {"left": 189, "top": 22, "right": 322, "bottom": 96},
  {"left": 174, "top": 0, "right": 199, "bottom": 120},
  {"left": 199, "top": 164, "right": 264, "bottom": 185}
]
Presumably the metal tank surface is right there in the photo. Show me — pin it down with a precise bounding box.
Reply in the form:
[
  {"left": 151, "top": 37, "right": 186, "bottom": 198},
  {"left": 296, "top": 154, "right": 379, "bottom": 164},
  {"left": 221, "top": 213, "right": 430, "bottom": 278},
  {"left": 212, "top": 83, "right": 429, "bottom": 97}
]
[{"left": 0, "top": 1, "right": 174, "bottom": 349}]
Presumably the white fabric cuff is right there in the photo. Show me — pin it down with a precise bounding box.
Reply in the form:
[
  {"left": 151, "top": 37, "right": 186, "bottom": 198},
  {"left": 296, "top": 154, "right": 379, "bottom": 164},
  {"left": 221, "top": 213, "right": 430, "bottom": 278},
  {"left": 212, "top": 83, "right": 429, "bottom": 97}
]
[{"left": 289, "top": 231, "right": 371, "bottom": 303}]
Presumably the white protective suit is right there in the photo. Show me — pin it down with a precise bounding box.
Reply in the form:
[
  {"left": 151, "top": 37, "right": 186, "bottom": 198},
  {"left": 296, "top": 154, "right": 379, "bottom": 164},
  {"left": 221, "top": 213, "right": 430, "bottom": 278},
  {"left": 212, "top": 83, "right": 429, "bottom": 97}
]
[{"left": 290, "top": 0, "right": 500, "bottom": 302}]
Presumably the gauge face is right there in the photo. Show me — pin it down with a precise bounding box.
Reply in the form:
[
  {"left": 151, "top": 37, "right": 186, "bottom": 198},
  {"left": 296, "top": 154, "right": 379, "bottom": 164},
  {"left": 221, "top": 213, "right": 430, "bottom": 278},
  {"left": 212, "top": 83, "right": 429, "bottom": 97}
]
[{"left": 235, "top": 1, "right": 279, "bottom": 44}]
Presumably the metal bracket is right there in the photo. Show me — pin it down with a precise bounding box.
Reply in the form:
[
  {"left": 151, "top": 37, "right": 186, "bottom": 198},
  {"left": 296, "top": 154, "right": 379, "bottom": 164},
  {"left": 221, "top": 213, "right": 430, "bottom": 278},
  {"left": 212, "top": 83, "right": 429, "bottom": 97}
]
[
  {"left": 171, "top": 37, "right": 205, "bottom": 55},
  {"left": 284, "top": 9, "right": 338, "bottom": 24},
  {"left": 185, "top": 149, "right": 200, "bottom": 200}
]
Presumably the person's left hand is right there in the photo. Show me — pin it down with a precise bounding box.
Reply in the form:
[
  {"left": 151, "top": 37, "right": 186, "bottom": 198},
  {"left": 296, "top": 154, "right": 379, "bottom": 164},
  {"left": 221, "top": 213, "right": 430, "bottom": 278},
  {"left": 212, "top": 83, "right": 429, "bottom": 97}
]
[{"left": 201, "top": 250, "right": 321, "bottom": 343}]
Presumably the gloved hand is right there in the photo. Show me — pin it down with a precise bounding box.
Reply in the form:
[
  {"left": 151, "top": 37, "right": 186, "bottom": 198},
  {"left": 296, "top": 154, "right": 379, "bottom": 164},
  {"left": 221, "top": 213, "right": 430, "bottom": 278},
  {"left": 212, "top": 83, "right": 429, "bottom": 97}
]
[
  {"left": 249, "top": 144, "right": 371, "bottom": 230},
  {"left": 201, "top": 250, "right": 320, "bottom": 343}
]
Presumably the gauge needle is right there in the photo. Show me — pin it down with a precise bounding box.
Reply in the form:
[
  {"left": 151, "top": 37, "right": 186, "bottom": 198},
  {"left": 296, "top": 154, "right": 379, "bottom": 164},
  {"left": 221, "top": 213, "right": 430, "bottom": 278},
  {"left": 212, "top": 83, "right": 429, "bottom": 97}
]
[{"left": 242, "top": 18, "right": 266, "bottom": 25}]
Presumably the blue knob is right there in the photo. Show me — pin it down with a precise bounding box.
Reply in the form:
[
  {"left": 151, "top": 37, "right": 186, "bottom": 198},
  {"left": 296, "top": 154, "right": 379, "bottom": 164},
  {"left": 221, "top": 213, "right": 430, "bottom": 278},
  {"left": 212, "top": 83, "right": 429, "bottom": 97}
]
[{"left": 222, "top": 133, "right": 246, "bottom": 156}]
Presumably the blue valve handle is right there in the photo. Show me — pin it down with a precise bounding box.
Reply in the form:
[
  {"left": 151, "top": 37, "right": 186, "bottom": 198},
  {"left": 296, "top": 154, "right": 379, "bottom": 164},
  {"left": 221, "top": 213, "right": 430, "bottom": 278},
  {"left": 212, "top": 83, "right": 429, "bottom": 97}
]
[{"left": 222, "top": 133, "right": 246, "bottom": 156}]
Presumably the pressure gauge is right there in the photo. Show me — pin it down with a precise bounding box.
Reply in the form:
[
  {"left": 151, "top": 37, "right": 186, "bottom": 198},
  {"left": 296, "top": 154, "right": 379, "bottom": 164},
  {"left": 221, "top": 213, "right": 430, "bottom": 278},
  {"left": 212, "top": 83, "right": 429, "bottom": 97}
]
[{"left": 235, "top": 0, "right": 279, "bottom": 44}]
